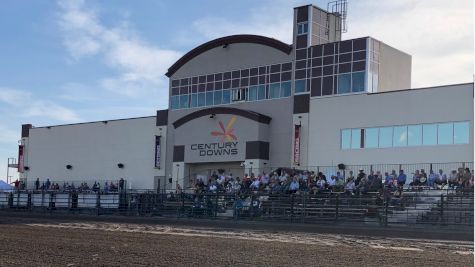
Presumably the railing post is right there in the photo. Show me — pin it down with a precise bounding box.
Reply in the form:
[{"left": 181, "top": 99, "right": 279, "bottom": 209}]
[
  {"left": 440, "top": 194, "right": 444, "bottom": 225},
  {"left": 335, "top": 193, "right": 339, "bottom": 222},
  {"left": 301, "top": 193, "right": 305, "bottom": 223},
  {"left": 214, "top": 192, "right": 218, "bottom": 219},
  {"left": 290, "top": 194, "right": 294, "bottom": 223},
  {"left": 181, "top": 192, "right": 185, "bottom": 217},
  {"left": 384, "top": 194, "right": 389, "bottom": 227}
]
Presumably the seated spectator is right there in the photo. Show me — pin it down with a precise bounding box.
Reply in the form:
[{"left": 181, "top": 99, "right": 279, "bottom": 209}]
[
  {"left": 397, "top": 170, "right": 407, "bottom": 186},
  {"left": 419, "top": 169, "right": 428, "bottom": 186},
  {"left": 345, "top": 177, "right": 356, "bottom": 195},
  {"left": 250, "top": 177, "right": 260, "bottom": 191},
  {"left": 289, "top": 176, "right": 299, "bottom": 193},
  {"left": 428, "top": 170, "right": 437, "bottom": 188},
  {"left": 448, "top": 170, "right": 458, "bottom": 188}
]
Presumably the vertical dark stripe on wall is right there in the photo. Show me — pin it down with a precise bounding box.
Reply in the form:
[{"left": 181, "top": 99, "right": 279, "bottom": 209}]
[
  {"left": 173, "top": 145, "right": 185, "bottom": 162},
  {"left": 360, "top": 129, "right": 365, "bottom": 148},
  {"left": 21, "top": 124, "right": 32, "bottom": 138}
]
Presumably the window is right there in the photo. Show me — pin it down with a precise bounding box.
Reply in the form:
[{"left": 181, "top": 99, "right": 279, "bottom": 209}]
[
  {"left": 365, "top": 128, "right": 378, "bottom": 148},
  {"left": 257, "top": 85, "right": 266, "bottom": 100},
  {"left": 408, "top": 125, "right": 422, "bottom": 146},
  {"left": 269, "top": 83, "right": 280, "bottom": 99},
  {"left": 197, "top": 93, "right": 206, "bottom": 107},
  {"left": 351, "top": 129, "right": 361, "bottom": 149},
  {"left": 222, "top": 90, "right": 231, "bottom": 104},
  {"left": 393, "top": 126, "right": 407, "bottom": 147},
  {"left": 191, "top": 93, "right": 198, "bottom": 108},
  {"left": 206, "top": 91, "right": 214, "bottom": 106},
  {"left": 214, "top": 90, "right": 222, "bottom": 105},
  {"left": 231, "top": 88, "right": 247, "bottom": 101},
  {"left": 454, "top": 121, "right": 469, "bottom": 144},
  {"left": 297, "top": 22, "right": 308, "bottom": 35},
  {"left": 281, "top": 81, "right": 291, "bottom": 97},
  {"left": 248, "top": 86, "right": 258, "bottom": 101},
  {"left": 179, "top": 95, "right": 189, "bottom": 109},
  {"left": 295, "top": 79, "right": 306, "bottom": 93},
  {"left": 341, "top": 129, "right": 351, "bottom": 149},
  {"left": 437, "top": 123, "right": 453, "bottom": 145},
  {"left": 171, "top": 95, "right": 180, "bottom": 110},
  {"left": 352, "top": 72, "right": 365, "bottom": 92},
  {"left": 337, "top": 73, "right": 351, "bottom": 94},
  {"left": 379, "top": 127, "right": 393, "bottom": 148},
  {"left": 423, "top": 124, "right": 437, "bottom": 145}
]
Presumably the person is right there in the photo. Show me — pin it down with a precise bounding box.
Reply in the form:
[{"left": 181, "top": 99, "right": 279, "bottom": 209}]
[
  {"left": 448, "top": 170, "right": 458, "bottom": 188},
  {"left": 428, "top": 170, "right": 437, "bottom": 188},
  {"left": 35, "top": 178, "right": 40, "bottom": 190},
  {"left": 250, "top": 177, "right": 260, "bottom": 191},
  {"left": 45, "top": 178, "right": 51, "bottom": 190},
  {"left": 345, "top": 177, "right": 356, "bottom": 195},
  {"left": 397, "top": 170, "right": 407, "bottom": 186},
  {"left": 419, "top": 169, "right": 428, "bottom": 186},
  {"left": 289, "top": 176, "right": 299, "bottom": 193},
  {"left": 356, "top": 170, "right": 365, "bottom": 187},
  {"left": 119, "top": 178, "right": 125, "bottom": 192}
]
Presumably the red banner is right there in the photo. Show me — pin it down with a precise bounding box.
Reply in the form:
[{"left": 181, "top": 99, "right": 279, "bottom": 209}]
[
  {"left": 293, "top": 125, "right": 301, "bottom": 166},
  {"left": 18, "top": 145, "right": 24, "bottom": 173}
]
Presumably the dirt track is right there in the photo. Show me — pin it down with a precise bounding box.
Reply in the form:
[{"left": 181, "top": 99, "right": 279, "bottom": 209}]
[{"left": 0, "top": 218, "right": 472, "bottom": 267}]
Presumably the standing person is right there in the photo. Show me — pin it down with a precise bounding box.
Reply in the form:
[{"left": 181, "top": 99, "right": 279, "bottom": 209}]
[
  {"left": 397, "top": 170, "right": 407, "bottom": 186},
  {"left": 35, "top": 178, "right": 40, "bottom": 190}
]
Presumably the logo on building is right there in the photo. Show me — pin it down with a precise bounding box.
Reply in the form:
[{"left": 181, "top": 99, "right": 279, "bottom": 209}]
[{"left": 211, "top": 116, "right": 238, "bottom": 142}]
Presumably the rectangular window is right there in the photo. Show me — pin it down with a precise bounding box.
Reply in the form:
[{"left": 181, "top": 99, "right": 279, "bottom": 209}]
[
  {"left": 295, "top": 79, "right": 306, "bottom": 93},
  {"left": 171, "top": 95, "right": 180, "bottom": 110},
  {"left": 379, "top": 127, "right": 393, "bottom": 148},
  {"left": 341, "top": 129, "right": 351, "bottom": 149},
  {"left": 352, "top": 71, "right": 365, "bottom": 92},
  {"left": 423, "top": 124, "right": 437, "bottom": 145},
  {"left": 179, "top": 95, "right": 189, "bottom": 109},
  {"left": 280, "top": 81, "right": 291, "bottom": 97},
  {"left": 437, "top": 123, "right": 453, "bottom": 145},
  {"left": 257, "top": 85, "right": 266, "bottom": 100},
  {"left": 408, "top": 125, "right": 422, "bottom": 146},
  {"left": 365, "top": 128, "right": 378, "bottom": 148},
  {"left": 206, "top": 91, "right": 214, "bottom": 106},
  {"left": 197, "top": 93, "right": 206, "bottom": 107},
  {"left": 337, "top": 73, "right": 351, "bottom": 94},
  {"left": 191, "top": 93, "right": 198, "bottom": 108},
  {"left": 351, "top": 129, "right": 361, "bottom": 149},
  {"left": 222, "top": 90, "right": 231, "bottom": 104},
  {"left": 248, "top": 86, "right": 258, "bottom": 101},
  {"left": 454, "top": 121, "right": 469, "bottom": 144},
  {"left": 393, "top": 126, "right": 407, "bottom": 147},
  {"left": 297, "top": 22, "right": 308, "bottom": 35},
  {"left": 214, "top": 90, "right": 222, "bottom": 105},
  {"left": 269, "top": 83, "right": 280, "bottom": 99}
]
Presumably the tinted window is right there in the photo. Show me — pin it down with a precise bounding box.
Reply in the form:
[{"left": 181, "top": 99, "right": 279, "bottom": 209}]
[
  {"left": 437, "top": 123, "right": 453, "bottom": 145},
  {"left": 269, "top": 83, "right": 280, "bottom": 99},
  {"left": 365, "top": 128, "right": 378, "bottom": 148},
  {"left": 454, "top": 121, "right": 469, "bottom": 144},
  {"left": 257, "top": 85, "right": 266, "bottom": 100},
  {"left": 295, "top": 80, "right": 306, "bottom": 93},
  {"left": 393, "top": 126, "right": 407, "bottom": 147},
  {"left": 222, "top": 90, "right": 230, "bottom": 104},
  {"left": 191, "top": 94, "right": 198, "bottom": 108},
  {"left": 423, "top": 124, "right": 437, "bottom": 145},
  {"left": 206, "top": 92, "right": 214, "bottom": 106},
  {"left": 214, "top": 90, "right": 222, "bottom": 105},
  {"left": 351, "top": 129, "right": 361, "bottom": 149},
  {"left": 352, "top": 72, "right": 365, "bottom": 92},
  {"left": 341, "top": 129, "right": 351, "bottom": 149},
  {"left": 337, "top": 73, "right": 351, "bottom": 94},
  {"left": 179, "top": 95, "right": 189, "bottom": 109},
  {"left": 171, "top": 95, "right": 179, "bottom": 110},
  {"left": 248, "top": 86, "right": 258, "bottom": 101},
  {"left": 379, "top": 127, "right": 393, "bottom": 148},
  {"left": 281, "top": 81, "right": 291, "bottom": 97},
  {"left": 197, "top": 93, "right": 206, "bottom": 107},
  {"left": 408, "top": 125, "right": 422, "bottom": 146}
]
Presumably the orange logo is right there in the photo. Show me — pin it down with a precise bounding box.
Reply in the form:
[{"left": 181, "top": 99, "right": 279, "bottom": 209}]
[{"left": 211, "top": 116, "right": 238, "bottom": 142}]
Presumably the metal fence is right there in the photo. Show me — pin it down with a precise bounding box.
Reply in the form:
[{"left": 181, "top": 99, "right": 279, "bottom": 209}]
[{"left": 1, "top": 189, "right": 472, "bottom": 229}]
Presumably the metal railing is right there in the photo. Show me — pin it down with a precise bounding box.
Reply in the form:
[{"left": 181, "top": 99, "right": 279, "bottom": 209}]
[{"left": 0, "top": 189, "right": 472, "bottom": 228}]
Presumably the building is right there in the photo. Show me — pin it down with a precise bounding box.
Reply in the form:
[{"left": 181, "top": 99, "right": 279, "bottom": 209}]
[{"left": 17, "top": 4, "right": 473, "bottom": 190}]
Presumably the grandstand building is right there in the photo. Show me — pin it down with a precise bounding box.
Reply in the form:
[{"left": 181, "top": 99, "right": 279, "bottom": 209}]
[{"left": 17, "top": 4, "right": 473, "bottom": 190}]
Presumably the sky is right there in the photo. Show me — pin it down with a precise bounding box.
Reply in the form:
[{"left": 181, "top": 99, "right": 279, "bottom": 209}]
[{"left": 0, "top": 0, "right": 473, "bottom": 182}]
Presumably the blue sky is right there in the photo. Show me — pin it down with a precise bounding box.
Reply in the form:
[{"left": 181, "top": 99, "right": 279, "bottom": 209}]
[{"left": 0, "top": 0, "right": 473, "bottom": 182}]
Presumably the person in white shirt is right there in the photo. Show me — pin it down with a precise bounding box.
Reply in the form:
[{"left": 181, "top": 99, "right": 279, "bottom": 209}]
[
  {"left": 345, "top": 178, "right": 356, "bottom": 195},
  {"left": 250, "top": 177, "right": 260, "bottom": 190}
]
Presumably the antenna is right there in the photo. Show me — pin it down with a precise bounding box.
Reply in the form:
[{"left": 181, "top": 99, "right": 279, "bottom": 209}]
[{"left": 327, "top": 0, "right": 348, "bottom": 33}]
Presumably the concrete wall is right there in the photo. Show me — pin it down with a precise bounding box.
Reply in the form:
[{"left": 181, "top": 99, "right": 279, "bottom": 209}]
[
  {"left": 24, "top": 117, "right": 163, "bottom": 189},
  {"left": 308, "top": 83, "right": 474, "bottom": 166},
  {"left": 378, "top": 40, "right": 412, "bottom": 92}
]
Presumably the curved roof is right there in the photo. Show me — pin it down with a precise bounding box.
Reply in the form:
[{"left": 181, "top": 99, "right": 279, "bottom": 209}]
[
  {"left": 173, "top": 107, "right": 272, "bottom": 129},
  {"left": 166, "top": 34, "right": 292, "bottom": 77}
]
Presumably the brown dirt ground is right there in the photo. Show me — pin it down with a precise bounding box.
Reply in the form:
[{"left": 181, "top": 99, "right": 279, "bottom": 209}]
[{"left": 0, "top": 221, "right": 472, "bottom": 267}]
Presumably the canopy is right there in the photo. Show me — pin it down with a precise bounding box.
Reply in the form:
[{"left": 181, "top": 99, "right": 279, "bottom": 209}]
[{"left": 0, "top": 180, "right": 13, "bottom": 190}]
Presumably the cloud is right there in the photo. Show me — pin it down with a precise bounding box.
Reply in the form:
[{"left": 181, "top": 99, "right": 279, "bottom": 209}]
[
  {"left": 0, "top": 87, "right": 80, "bottom": 122},
  {"left": 57, "top": 0, "right": 182, "bottom": 97}
]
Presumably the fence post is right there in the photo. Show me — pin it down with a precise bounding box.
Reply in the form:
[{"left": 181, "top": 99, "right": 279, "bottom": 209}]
[
  {"left": 250, "top": 194, "right": 254, "bottom": 220},
  {"left": 335, "top": 193, "right": 339, "bottom": 222},
  {"left": 384, "top": 194, "right": 389, "bottom": 227},
  {"left": 290, "top": 194, "right": 294, "bottom": 223},
  {"left": 440, "top": 194, "right": 444, "bottom": 225},
  {"left": 181, "top": 192, "right": 185, "bottom": 217},
  {"left": 301, "top": 193, "right": 305, "bottom": 223},
  {"left": 214, "top": 192, "right": 218, "bottom": 219}
]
